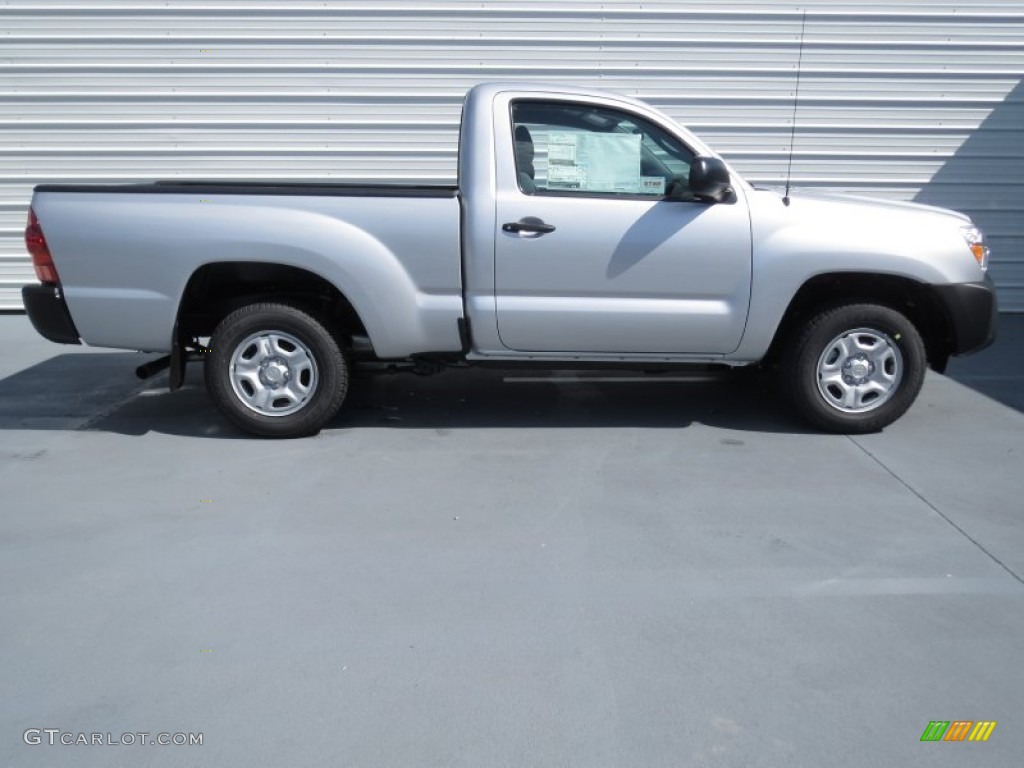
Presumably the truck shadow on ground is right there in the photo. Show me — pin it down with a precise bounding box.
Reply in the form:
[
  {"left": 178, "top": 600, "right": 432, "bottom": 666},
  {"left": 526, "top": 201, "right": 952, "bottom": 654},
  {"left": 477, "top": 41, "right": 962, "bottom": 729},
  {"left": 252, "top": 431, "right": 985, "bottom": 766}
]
[
  {"left": 943, "top": 314, "right": 1024, "bottom": 415},
  {"left": 0, "top": 353, "right": 819, "bottom": 437}
]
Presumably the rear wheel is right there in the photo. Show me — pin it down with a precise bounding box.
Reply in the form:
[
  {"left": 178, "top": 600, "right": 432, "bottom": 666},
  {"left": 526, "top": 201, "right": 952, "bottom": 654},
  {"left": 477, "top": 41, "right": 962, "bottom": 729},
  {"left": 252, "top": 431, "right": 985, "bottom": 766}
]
[
  {"left": 205, "top": 302, "right": 348, "bottom": 437},
  {"left": 783, "top": 303, "right": 926, "bottom": 433}
]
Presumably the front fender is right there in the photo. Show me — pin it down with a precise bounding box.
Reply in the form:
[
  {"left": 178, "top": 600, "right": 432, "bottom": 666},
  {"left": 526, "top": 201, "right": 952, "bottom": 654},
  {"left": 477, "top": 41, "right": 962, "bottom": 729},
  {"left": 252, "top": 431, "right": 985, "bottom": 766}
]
[{"left": 731, "top": 190, "right": 988, "bottom": 361}]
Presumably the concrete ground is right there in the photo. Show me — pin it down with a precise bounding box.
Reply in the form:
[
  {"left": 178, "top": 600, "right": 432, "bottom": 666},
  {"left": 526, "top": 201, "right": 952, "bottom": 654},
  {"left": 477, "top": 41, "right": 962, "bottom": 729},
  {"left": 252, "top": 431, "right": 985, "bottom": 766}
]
[{"left": 1, "top": 313, "right": 1022, "bottom": 768}]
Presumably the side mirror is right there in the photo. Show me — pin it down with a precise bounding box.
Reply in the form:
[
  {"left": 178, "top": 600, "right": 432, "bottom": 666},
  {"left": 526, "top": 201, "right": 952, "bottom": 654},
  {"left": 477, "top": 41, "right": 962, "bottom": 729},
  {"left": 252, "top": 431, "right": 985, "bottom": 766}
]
[{"left": 688, "top": 156, "right": 733, "bottom": 203}]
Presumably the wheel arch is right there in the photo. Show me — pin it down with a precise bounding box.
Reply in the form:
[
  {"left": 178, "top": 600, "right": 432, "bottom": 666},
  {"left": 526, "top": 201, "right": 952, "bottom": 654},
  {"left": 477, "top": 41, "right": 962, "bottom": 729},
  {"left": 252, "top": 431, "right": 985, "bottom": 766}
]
[
  {"left": 170, "top": 261, "right": 370, "bottom": 388},
  {"left": 764, "top": 272, "right": 954, "bottom": 372}
]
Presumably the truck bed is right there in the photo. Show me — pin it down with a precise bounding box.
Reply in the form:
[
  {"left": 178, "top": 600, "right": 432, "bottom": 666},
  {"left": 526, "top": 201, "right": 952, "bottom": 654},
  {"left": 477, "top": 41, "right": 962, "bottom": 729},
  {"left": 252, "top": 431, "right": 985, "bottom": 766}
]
[{"left": 31, "top": 180, "right": 465, "bottom": 356}]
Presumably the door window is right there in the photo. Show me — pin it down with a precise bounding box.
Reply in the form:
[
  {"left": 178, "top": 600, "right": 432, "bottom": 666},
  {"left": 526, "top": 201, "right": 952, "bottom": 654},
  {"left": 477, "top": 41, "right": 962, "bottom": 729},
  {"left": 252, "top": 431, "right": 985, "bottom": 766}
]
[{"left": 511, "top": 101, "right": 696, "bottom": 198}]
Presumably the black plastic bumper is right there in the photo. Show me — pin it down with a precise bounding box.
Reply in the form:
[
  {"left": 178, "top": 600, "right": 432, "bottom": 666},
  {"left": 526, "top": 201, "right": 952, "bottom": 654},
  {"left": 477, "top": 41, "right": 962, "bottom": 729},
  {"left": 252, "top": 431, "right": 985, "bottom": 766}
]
[
  {"left": 22, "top": 283, "right": 81, "bottom": 345},
  {"left": 932, "top": 275, "right": 998, "bottom": 356}
]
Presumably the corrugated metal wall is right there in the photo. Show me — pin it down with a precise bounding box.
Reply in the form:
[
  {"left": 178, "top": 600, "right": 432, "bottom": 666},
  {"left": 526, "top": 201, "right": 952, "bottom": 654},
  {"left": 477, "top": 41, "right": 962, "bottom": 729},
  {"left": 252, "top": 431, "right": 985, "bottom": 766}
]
[{"left": 2, "top": 0, "right": 1023, "bottom": 310}]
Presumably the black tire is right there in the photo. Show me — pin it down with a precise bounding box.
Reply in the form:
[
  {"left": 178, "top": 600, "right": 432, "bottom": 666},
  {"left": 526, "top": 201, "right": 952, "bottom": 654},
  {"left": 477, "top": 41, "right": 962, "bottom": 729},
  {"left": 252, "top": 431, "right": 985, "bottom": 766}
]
[
  {"left": 783, "top": 303, "right": 926, "bottom": 434},
  {"left": 204, "top": 302, "right": 348, "bottom": 438}
]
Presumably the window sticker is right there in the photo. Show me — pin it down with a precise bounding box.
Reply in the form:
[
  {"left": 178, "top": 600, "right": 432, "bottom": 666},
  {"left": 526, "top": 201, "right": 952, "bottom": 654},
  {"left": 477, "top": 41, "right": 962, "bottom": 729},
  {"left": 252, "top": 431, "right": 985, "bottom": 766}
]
[
  {"left": 547, "top": 163, "right": 586, "bottom": 189},
  {"left": 547, "top": 138, "right": 577, "bottom": 165},
  {"left": 640, "top": 176, "right": 667, "bottom": 195},
  {"left": 544, "top": 131, "right": 642, "bottom": 193}
]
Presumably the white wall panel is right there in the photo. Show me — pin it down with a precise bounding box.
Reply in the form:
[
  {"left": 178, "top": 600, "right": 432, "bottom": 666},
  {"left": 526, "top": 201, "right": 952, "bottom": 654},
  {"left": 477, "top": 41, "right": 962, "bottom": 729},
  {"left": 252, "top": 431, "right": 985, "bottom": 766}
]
[{"left": 1, "top": 0, "right": 1022, "bottom": 310}]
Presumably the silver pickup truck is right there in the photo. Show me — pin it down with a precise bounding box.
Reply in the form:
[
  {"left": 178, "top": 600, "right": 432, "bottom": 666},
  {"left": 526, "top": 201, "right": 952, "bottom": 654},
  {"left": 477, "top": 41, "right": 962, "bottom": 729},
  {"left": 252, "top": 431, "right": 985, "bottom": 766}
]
[{"left": 23, "top": 82, "right": 996, "bottom": 438}]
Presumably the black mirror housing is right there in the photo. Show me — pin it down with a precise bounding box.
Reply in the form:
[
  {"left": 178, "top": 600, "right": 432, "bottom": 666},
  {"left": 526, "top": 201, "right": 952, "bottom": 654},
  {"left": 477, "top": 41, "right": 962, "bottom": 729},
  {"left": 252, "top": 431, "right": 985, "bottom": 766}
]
[{"left": 688, "top": 156, "right": 734, "bottom": 203}]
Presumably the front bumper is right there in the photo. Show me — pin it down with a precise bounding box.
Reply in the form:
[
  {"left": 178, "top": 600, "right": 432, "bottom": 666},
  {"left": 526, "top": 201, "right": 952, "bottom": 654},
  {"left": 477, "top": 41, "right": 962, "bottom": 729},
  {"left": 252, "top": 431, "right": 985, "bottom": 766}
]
[
  {"left": 932, "top": 275, "right": 998, "bottom": 356},
  {"left": 22, "top": 283, "right": 81, "bottom": 345}
]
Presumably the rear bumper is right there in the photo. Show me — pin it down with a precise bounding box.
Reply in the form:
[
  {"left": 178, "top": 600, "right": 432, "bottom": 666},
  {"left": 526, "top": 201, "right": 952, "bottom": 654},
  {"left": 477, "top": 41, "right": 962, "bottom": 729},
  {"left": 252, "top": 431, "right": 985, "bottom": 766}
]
[
  {"left": 22, "top": 283, "right": 81, "bottom": 345},
  {"left": 932, "top": 275, "right": 998, "bottom": 356}
]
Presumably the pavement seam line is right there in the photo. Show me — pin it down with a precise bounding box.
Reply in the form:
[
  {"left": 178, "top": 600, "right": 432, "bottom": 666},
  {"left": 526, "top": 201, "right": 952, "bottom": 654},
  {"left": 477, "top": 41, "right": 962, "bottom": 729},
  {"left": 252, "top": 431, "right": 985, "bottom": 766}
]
[{"left": 847, "top": 435, "right": 1024, "bottom": 587}]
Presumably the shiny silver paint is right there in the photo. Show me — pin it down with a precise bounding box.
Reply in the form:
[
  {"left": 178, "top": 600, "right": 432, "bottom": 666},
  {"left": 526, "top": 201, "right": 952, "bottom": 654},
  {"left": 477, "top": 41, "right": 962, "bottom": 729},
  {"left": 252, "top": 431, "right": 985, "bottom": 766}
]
[
  {"left": 731, "top": 188, "right": 985, "bottom": 363},
  {"left": 461, "top": 82, "right": 757, "bottom": 362},
  {"left": 31, "top": 82, "right": 989, "bottom": 364},
  {"left": 32, "top": 191, "right": 463, "bottom": 356},
  {"left": 487, "top": 87, "right": 751, "bottom": 356}
]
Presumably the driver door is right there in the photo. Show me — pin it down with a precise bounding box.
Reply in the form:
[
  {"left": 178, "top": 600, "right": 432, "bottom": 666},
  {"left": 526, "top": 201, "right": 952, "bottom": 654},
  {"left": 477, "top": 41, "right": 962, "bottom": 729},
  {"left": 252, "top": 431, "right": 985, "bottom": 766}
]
[{"left": 494, "top": 99, "right": 752, "bottom": 355}]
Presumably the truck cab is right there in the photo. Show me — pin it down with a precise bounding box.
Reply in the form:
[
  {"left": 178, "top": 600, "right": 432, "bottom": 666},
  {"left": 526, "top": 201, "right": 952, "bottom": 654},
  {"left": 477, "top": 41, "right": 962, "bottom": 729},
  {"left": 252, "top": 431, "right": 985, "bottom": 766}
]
[{"left": 460, "top": 83, "right": 751, "bottom": 360}]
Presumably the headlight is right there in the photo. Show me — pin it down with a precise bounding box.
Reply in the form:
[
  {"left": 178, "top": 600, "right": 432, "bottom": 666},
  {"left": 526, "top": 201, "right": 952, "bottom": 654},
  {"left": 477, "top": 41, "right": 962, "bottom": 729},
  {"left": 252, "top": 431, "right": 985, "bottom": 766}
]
[{"left": 961, "top": 225, "right": 989, "bottom": 271}]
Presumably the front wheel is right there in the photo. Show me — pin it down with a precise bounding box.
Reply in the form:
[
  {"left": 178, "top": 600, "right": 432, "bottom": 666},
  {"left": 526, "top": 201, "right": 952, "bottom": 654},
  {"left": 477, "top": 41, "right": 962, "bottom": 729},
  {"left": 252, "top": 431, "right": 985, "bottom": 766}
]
[
  {"left": 783, "top": 303, "right": 926, "bottom": 433},
  {"left": 205, "top": 302, "right": 349, "bottom": 437}
]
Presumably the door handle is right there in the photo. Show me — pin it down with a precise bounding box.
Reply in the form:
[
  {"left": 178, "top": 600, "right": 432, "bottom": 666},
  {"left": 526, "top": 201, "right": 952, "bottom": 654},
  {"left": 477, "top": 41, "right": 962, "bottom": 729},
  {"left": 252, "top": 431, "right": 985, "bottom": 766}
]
[{"left": 502, "top": 219, "right": 556, "bottom": 235}]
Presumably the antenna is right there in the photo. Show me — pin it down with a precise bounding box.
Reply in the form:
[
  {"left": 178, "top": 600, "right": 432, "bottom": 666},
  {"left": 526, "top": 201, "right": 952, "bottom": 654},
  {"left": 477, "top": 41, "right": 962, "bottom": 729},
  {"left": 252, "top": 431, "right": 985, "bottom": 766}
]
[{"left": 783, "top": 9, "right": 807, "bottom": 207}]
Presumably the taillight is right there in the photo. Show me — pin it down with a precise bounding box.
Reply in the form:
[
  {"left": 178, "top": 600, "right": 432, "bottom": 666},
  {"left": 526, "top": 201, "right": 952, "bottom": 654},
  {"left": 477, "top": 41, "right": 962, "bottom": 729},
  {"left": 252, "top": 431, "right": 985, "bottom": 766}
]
[{"left": 25, "top": 207, "right": 59, "bottom": 283}]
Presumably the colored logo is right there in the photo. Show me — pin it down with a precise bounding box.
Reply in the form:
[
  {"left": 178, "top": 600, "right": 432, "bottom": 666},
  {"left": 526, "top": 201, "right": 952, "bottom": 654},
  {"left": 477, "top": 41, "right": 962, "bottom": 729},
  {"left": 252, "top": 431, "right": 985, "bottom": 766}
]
[{"left": 920, "top": 721, "right": 997, "bottom": 742}]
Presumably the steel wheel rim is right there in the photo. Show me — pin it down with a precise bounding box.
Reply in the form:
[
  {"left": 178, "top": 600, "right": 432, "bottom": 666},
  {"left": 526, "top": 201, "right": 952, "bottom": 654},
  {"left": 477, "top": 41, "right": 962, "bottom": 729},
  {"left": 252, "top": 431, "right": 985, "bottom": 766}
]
[
  {"left": 228, "top": 330, "right": 319, "bottom": 417},
  {"left": 815, "top": 327, "right": 903, "bottom": 413}
]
